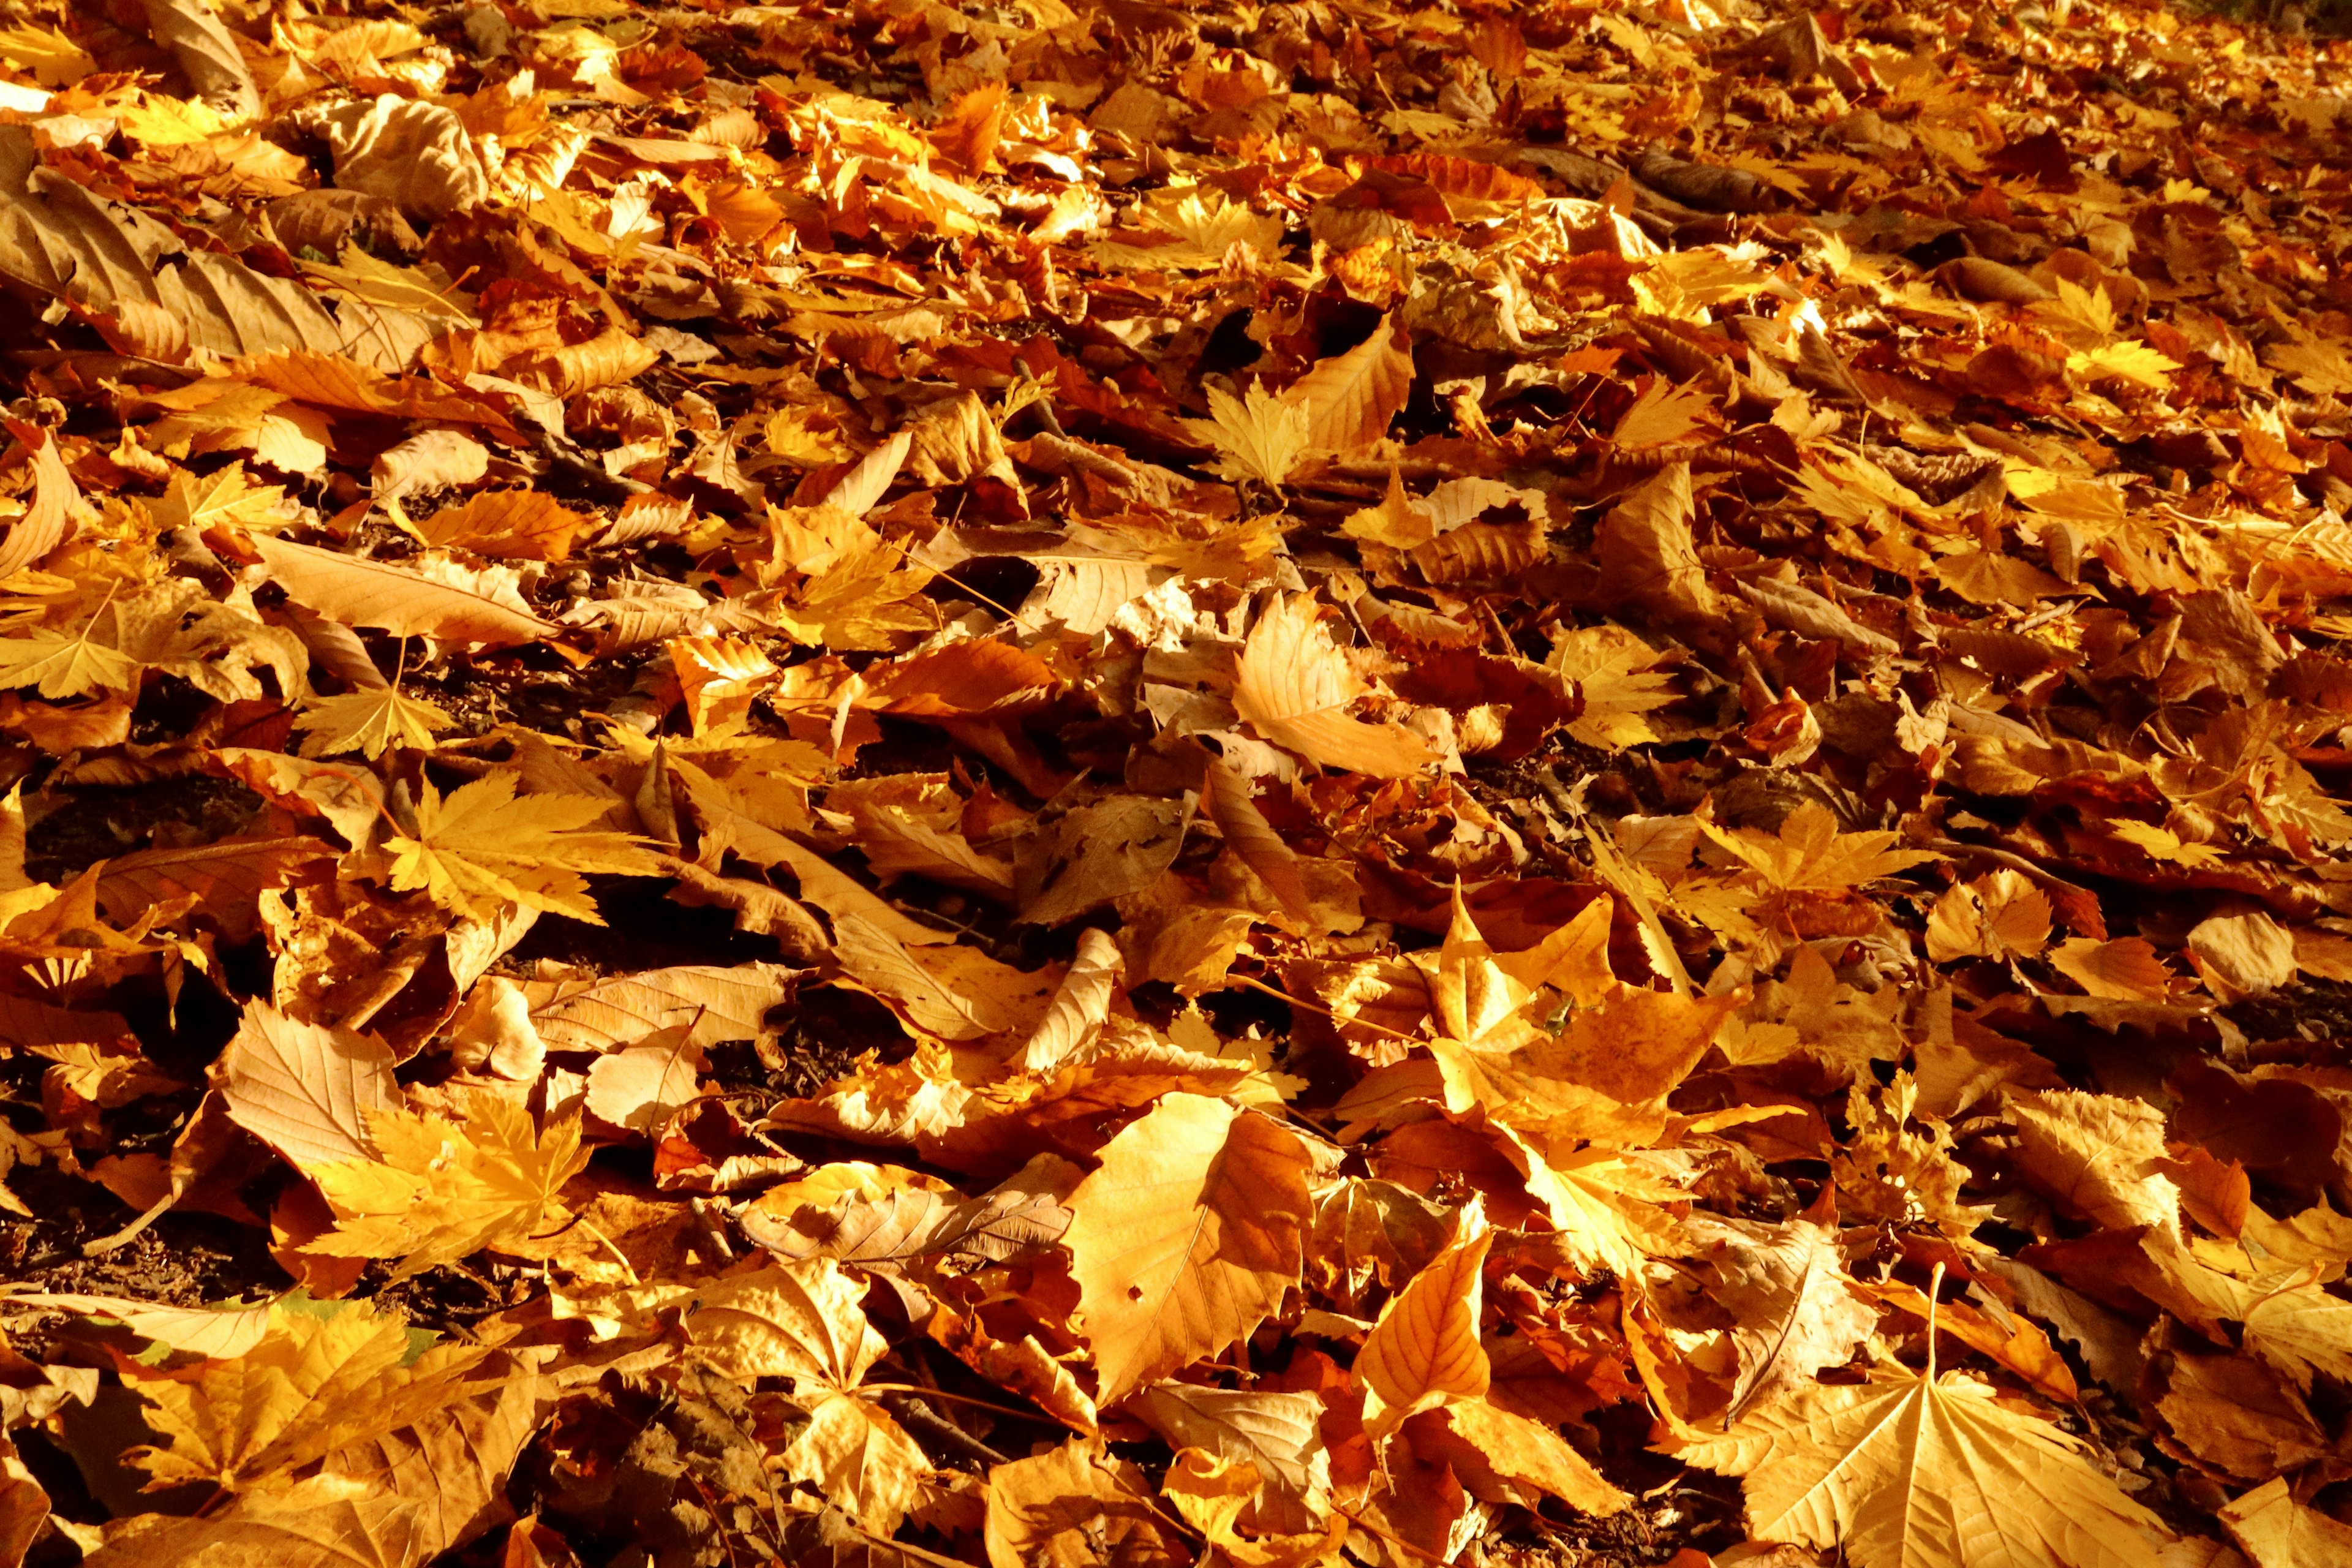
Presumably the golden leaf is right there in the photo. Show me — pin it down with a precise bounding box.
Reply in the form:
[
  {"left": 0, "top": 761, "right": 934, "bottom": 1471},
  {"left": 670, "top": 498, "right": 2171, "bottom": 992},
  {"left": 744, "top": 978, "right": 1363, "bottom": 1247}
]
[
  {"left": 1676, "top": 1366, "right": 2170, "bottom": 1568},
  {"left": 1284, "top": 315, "right": 1413, "bottom": 454},
  {"left": 121, "top": 1296, "right": 496, "bottom": 1493},
  {"left": 306, "top": 1091, "right": 590, "bottom": 1277},
  {"left": 1234, "top": 592, "right": 1433, "bottom": 778},
  {"left": 250, "top": 535, "right": 554, "bottom": 648},
  {"left": 215, "top": 1001, "right": 399, "bottom": 1178},
  {"left": 291, "top": 687, "right": 454, "bottom": 760},
  {"left": 381, "top": 773, "right": 663, "bottom": 923},
  {"left": 408, "top": 489, "right": 589, "bottom": 562},
  {"left": 1061, "top": 1093, "right": 1315, "bottom": 1404},
  {"left": 1355, "top": 1196, "right": 1491, "bottom": 1437},
  {"left": 1183, "top": 383, "right": 1310, "bottom": 489}
]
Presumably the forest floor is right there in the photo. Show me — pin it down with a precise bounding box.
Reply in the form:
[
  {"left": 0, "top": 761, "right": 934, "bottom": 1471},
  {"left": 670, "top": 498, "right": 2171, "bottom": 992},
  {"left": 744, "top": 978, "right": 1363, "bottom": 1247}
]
[{"left": 2, "top": 0, "right": 2352, "bottom": 1566}]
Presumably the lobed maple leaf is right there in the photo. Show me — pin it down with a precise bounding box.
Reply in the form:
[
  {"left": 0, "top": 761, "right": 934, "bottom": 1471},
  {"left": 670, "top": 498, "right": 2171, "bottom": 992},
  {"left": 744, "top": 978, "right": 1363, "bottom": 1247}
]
[
  {"left": 380, "top": 772, "right": 663, "bottom": 923},
  {"left": 1677, "top": 1365, "right": 2171, "bottom": 1568},
  {"left": 120, "top": 1295, "right": 500, "bottom": 1493},
  {"left": 1182, "top": 383, "right": 1310, "bottom": 489},
  {"left": 291, "top": 686, "right": 454, "bottom": 760},
  {"left": 304, "top": 1091, "right": 591, "bottom": 1278}
]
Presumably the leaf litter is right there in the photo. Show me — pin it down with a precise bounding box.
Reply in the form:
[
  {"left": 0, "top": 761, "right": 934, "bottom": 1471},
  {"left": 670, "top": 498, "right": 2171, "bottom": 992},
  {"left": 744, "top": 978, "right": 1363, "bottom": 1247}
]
[{"left": 0, "top": 0, "right": 2350, "bottom": 1565}]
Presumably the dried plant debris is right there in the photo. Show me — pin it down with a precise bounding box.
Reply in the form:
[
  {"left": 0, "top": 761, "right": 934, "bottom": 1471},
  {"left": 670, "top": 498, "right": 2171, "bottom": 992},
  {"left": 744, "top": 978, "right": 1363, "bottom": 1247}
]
[{"left": 1, "top": 0, "right": 2351, "bottom": 1564}]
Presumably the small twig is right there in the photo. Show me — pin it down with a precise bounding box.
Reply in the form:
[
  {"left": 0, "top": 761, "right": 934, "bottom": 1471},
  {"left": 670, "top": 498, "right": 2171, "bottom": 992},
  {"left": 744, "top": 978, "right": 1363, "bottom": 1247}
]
[{"left": 875, "top": 1391, "right": 1011, "bottom": 1468}]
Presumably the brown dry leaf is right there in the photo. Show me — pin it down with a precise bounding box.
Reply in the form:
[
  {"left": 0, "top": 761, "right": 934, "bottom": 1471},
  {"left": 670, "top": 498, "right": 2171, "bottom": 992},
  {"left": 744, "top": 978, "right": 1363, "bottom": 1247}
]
[
  {"left": 1596, "top": 462, "right": 1719, "bottom": 628},
  {"left": 1061, "top": 1092, "right": 1315, "bottom": 1404},
  {"left": 1234, "top": 592, "right": 1433, "bottom": 778},
  {"left": 409, "top": 490, "right": 590, "bottom": 562},
  {"left": 215, "top": 1002, "right": 399, "bottom": 1177},
  {"left": 1018, "top": 796, "right": 1190, "bottom": 928}
]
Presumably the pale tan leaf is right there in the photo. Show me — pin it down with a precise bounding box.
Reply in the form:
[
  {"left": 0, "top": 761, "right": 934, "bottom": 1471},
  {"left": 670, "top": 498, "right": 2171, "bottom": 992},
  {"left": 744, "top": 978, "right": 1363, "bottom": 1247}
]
[
  {"left": 677, "top": 1258, "right": 889, "bottom": 1392},
  {"left": 521, "top": 963, "right": 800, "bottom": 1053},
  {"left": 0, "top": 169, "right": 430, "bottom": 371},
  {"left": 1683, "top": 1212, "right": 1877, "bottom": 1420},
  {"left": 584, "top": 1028, "right": 706, "bottom": 1135},
  {"left": 1421, "top": 1399, "right": 1630, "bottom": 1515},
  {"left": 251, "top": 535, "right": 554, "bottom": 647},
  {"left": 1676, "top": 1366, "right": 2169, "bottom": 1568},
  {"left": 323, "top": 95, "right": 490, "bottom": 221},
  {"left": 1234, "top": 592, "right": 1433, "bottom": 778},
  {"left": 2008, "top": 1089, "right": 2181, "bottom": 1240},
  {"left": 2221, "top": 1477, "right": 2352, "bottom": 1568},
  {"left": 216, "top": 1001, "right": 399, "bottom": 1177},
  {"left": 1129, "top": 1385, "right": 1330, "bottom": 1534},
  {"left": 370, "top": 429, "right": 489, "bottom": 502},
  {"left": 984, "top": 1441, "right": 1187, "bottom": 1568},
  {"left": 780, "top": 1395, "right": 931, "bottom": 1537},
  {"left": 1011, "top": 928, "right": 1123, "bottom": 1073}
]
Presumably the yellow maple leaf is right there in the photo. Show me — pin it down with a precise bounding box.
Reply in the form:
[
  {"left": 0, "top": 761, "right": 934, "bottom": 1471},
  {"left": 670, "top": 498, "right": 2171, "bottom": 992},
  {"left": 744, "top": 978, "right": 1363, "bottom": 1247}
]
[
  {"left": 0, "top": 24, "right": 94, "bottom": 87},
  {"left": 1548, "top": 624, "right": 1676, "bottom": 752},
  {"left": 1183, "top": 383, "right": 1310, "bottom": 489},
  {"left": 306, "top": 1090, "right": 591, "bottom": 1278},
  {"left": 2105, "top": 819, "right": 2225, "bottom": 868},
  {"left": 2067, "top": 339, "right": 2179, "bottom": 391},
  {"left": 121, "top": 1295, "right": 495, "bottom": 1493},
  {"left": 1675, "top": 1363, "right": 2171, "bottom": 1568},
  {"left": 292, "top": 687, "right": 454, "bottom": 760},
  {"left": 382, "top": 772, "right": 662, "bottom": 922},
  {"left": 1702, "top": 801, "right": 1941, "bottom": 894},
  {"left": 146, "top": 464, "right": 287, "bottom": 532},
  {"left": 0, "top": 612, "right": 138, "bottom": 699}
]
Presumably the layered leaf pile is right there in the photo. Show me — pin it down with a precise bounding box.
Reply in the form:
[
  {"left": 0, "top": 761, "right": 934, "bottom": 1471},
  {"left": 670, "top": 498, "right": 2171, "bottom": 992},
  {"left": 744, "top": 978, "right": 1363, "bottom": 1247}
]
[{"left": 1, "top": 0, "right": 2351, "bottom": 1564}]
